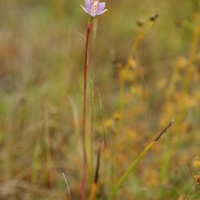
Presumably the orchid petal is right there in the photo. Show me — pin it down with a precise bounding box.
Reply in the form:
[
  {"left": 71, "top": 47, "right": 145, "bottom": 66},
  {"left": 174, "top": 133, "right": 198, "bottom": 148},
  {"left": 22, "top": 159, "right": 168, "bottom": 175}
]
[
  {"left": 80, "top": 5, "right": 90, "bottom": 14},
  {"left": 98, "top": 8, "right": 108, "bottom": 15},
  {"left": 97, "top": 2, "right": 105, "bottom": 13},
  {"left": 85, "top": 0, "right": 91, "bottom": 9}
]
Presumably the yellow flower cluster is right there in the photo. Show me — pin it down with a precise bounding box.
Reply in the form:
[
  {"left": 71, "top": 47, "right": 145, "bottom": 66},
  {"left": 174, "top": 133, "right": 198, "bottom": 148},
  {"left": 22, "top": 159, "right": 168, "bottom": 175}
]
[{"left": 192, "top": 157, "right": 200, "bottom": 186}]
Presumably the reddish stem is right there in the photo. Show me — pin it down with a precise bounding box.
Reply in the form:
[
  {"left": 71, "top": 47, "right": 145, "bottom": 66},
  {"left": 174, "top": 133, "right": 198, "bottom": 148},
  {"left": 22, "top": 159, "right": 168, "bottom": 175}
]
[{"left": 81, "top": 20, "right": 93, "bottom": 200}]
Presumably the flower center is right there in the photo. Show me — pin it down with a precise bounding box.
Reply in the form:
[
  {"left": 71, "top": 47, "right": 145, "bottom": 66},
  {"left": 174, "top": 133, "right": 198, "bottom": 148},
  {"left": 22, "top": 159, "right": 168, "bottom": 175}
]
[{"left": 91, "top": 0, "right": 99, "bottom": 14}]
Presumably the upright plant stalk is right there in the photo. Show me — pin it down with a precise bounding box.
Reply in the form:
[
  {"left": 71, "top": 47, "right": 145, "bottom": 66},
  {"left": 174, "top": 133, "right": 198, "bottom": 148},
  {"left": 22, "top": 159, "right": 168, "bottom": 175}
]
[
  {"left": 89, "top": 141, "right": 102, "bottom": 200},
  {"left": 183, "top": 26, "right": 200, "bottom": 93},
  {"left": 90, "top": 78, "right": 95, "bottom": 177},
  {"left": 119, "top": 14, "right": 158, "bottom": 119},
  {"left": 108, "top": 120, "right": 174, "bottom": 200},
  {"left": 81, "top": 17, "right": 93, "bottom": 200}
]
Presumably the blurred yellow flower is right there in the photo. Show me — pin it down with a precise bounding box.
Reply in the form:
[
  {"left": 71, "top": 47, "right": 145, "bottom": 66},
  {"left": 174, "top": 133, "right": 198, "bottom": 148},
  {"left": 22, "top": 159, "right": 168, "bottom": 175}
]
[
  {"left": 192, "top": 157, "right": 200, "bottom": 169},
  {"left": 113, "top": 112, "right": 121, "bottom": 122},
  {"left": 176, "top": 56, "right": 187, "bottom": 69},
  {"left": 105, "top": 119, "right": 114, "bottom": 129},
  {"left": 193, "top": 174, "right": 200, "bottom": 186}
]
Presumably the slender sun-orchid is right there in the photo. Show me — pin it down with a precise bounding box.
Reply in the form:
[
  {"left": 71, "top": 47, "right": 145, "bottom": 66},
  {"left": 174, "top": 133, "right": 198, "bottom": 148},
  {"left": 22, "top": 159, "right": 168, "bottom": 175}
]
[
  {"left": 80, "top": 1, "right": 107, "bottom": 199},
  {"left": 81, "top": 0, "right": 108, "bottom": 17}
]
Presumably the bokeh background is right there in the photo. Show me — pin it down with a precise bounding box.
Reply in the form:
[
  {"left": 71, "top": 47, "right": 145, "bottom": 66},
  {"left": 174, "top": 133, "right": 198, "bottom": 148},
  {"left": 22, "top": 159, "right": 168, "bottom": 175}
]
[{"left": 0, "top": 0, "right": 200, "bottom": 199}]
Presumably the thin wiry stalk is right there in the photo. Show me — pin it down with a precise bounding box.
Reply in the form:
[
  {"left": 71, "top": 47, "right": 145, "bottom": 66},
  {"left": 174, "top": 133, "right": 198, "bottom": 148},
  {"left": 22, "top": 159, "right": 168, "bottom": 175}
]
[
  {"left": 89, "top": 141, "right": 102, "bottom": 200},
  {"left": 62, "top": 173, "right": 71, "bottom": 200},
  {"left": 183, "top": 26, "right": 200, "bottom": 93},
  {"left": 97, "top": 87, "right": 107, "bottom": 147},
  {"left": 81, "top": 17, "right": 93, "bottom": 200},
  {"left": 127, "top": 15, "right": 158, "bottom": 63},
  {"left": 90, "top": 78, "right": 95, "bottom": 177},
  {"left": 119, "top": 15, "right": 158, "bottom": 119}
]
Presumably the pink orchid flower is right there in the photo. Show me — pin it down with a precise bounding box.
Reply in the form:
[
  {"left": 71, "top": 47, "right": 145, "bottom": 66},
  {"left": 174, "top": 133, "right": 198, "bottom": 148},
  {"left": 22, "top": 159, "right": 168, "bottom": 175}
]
[{"left": 81, "top": 0, "right": 108, "bottom": 17}]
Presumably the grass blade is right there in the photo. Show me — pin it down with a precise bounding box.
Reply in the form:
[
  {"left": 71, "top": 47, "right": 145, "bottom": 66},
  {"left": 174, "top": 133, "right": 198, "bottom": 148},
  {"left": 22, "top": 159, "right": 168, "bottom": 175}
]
[{"left": 108, "top": 119, "right": 174, "bottom": 200}]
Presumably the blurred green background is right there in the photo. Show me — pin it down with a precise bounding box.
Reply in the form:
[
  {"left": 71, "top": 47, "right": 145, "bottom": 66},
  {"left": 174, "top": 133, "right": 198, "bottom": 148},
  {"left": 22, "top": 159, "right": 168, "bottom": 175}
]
[{"left": 0, "top": 0, "right": 200, "bottom": 199}]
